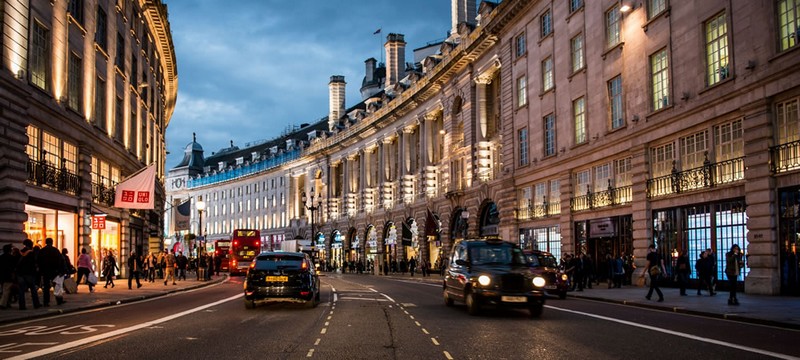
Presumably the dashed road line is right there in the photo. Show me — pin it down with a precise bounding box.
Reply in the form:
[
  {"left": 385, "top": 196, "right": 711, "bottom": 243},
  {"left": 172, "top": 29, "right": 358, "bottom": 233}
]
[
  {"left": 415, "top": 321, "right": 421, "bottom": 326},
  {"left": 422, "top": 328, "right": 429, "bottom": 334},
  {"left": 314, "top": 338, "right": 321, "bottom": 346},
  {"left": 431, "top": 338, "right": 440, "bottom": 346},
  {"left": 444, "top": 350, "right": 454, "bottom": 359},
  {"left": 306, "top": 349, "right": 314, "bottom": 357},
  {"left": 320, "top": 328, "right": 327, "bottom": 334}
]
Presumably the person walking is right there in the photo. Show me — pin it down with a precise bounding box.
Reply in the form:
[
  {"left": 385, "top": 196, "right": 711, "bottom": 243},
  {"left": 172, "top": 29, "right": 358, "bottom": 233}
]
[
  {"left": 37, "top": 238, "right": 65, "bottom": 306},
  {"left": 164, "top": 250, "right": 177, "bottom": 285},
  {"left": 75, "top": 247, "right": 96, "bottom": 293},
  {"left": 725, "top": 244, "right": 744, "bottom": 305},
  {"left": 103, "top": 251, "right": 119, "bottom": 288},
  {"left": 0, "top": 245, "right": 18, "bottom": 308},
  {"left": 696, "top": 251, "right": 715, "bottom": 296},
  {"left": 611, "top": 254, "right": 625, "bottom": 288},
  {"left": 147, "top": 252, "right": 157, "bottom": 282},
  {"left": 15, "top": 239, "right": 41, "bottom": 310},
  {"left": 640, "top": 244, "right": 665, "bottom": 302},
  {"left": 409, "top": 257, "right": 417, "bottom": 277},
  {"left": 177, "top": 252, "right": 188, "bottom": 281},
  {"left": 127, "top": 251, "right": 142, "bottom": 289},
  {"left": 675, "top": 250, "right": 690, "bottom": 296},
  {"left": 706, "top": 247, "right": 718, "bottom": 293}
]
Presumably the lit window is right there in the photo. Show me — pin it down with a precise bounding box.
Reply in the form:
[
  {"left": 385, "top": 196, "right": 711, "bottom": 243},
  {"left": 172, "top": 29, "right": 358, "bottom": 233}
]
[
  {"left": 29, "top": 22, "right": 50, "bottom": 90},
  {"left": 518, "top": 128, "right": 529, "bottom": 167},
  {"left": 571, "top": 34, "right": 584, "bottom": 73},
  {"left": 542, "top": 57, "right": 554, "bottom": 92},
  {"left": 777, "top": 97, "right": 800, "bottom": 145},
  {"left": 608, "top": 75, "right": 624, "bottom": 129},
  {"left": 651, "top": 142, "right": 675, "bottom": 177},
  {"left": 706, "top": 12, "right": 730, "bottom": 86},
  {"left": 544, "top": 114, "right": 556, "bottom": 157},
  {"left": 573, "top": 97, "right": 587, "bottom": 144},
  {"left": 648, "top": 0, "right": 667, "bottom": 19},
  {"left": 540, "top": 9, "right": 552, "bottom": 38},
  {"left": 651, "top": 49, "right": 670, "bottom": 111},
  {"left": 606, "top": 5, "right": 621, "bottom": 48},
  {"left": 517, "top": 75, "right": 528, "bottom": 107},
  {"left": 778, "top": 0, "right": 799, "bottom": 51}
]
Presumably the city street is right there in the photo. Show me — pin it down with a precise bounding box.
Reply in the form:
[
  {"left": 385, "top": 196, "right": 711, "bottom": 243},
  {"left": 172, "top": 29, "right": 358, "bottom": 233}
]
[{"left": 0, "top": 274, "right": 797, "bottom": 360}]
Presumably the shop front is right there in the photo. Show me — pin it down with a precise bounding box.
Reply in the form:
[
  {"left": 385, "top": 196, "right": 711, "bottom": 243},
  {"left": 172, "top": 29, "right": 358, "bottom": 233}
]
[
  {"left": 90, "top": 215, "right": 121, "bottom": 276},
  {"left": 24, "top": 204, "right": 78, "bottom": 257},
  {"left": 779, "top": 186, "right": 800, "bottom": 296},
  {"left": 424, "top": 210, "right": 441, "bottom": 272},
  {"left": 331, "top": 230, "right": 343, "bottom": 271},
  {"left": 383, "top": 222, "right": 397, "bottom": 273},
  {"left": 365, "top": 225, "right": 378, "bottom": 273},
  {"left": 574, "top": 216, "right": 633, "bottom": 283}
]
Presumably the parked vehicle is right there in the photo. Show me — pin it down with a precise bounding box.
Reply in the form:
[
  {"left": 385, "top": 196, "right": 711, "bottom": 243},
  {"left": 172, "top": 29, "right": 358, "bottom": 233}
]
[{"left": 525, "top": 250, "right": 569, "bottom": 299}]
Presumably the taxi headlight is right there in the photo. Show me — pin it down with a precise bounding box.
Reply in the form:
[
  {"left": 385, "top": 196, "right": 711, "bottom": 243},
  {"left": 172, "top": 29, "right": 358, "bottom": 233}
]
[
  {"left": 478, "top": 275, "right": 492, "bottom": 286},
  {"left": 532, "top": 276, "right": 547, "bottom": 288},
  {"left": 561, "top": 274, "right": 569, "bottom": 281}
]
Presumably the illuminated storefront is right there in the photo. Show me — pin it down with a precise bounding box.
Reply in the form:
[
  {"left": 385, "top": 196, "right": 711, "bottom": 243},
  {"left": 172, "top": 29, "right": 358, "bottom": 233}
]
[
  {"left": 90, "top": 215, "right": 120, "bottom": 275},
  {"left": 24, "top": 205, "right": 77, "bottom": 253}
]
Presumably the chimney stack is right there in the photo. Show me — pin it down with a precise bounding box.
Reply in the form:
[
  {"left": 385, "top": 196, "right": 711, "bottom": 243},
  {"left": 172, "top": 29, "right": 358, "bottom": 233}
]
[
  {"left": 365, "top": 58, "right": 377, "bottom": 84},
  {"left": 451, "top": 0, "right": 477, "bottom": 37},
  {"left": 328, "top": 75, "right": 346, "bottom": 131},
  {"left": 384, "top": 33, "right": 406, "bottom": 89}
]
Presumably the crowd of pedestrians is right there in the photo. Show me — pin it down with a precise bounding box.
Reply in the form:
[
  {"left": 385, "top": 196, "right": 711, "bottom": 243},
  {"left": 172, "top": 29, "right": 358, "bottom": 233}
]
[{"left": 0, "top": 240, "right": 221, "bottom": 310}]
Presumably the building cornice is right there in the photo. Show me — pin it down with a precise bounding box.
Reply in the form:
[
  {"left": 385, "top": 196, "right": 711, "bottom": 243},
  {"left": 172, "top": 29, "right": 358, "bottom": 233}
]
[{"left": 141, "top": 0, "right": 178, "bottom": 127}]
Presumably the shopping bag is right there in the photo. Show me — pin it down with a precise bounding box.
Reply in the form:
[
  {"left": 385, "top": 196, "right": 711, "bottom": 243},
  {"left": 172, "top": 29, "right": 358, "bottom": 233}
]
[
  {"left": 88, "top": 272, "right": 98, "bottom": 285},
  {"left": 63, "top": 277, "right": 78, "bottom": 294},
  {"left": 53, "top": 275, "right": 65, "bottom": 297}
]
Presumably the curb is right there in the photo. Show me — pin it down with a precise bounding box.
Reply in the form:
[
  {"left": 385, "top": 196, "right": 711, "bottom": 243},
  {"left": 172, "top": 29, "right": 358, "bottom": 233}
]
[
  {"left": 0, "top": 276, "right": 227, "bottom": 326},
  {"left": 568, "top": 293, "right": 800, "bottom": 331}
]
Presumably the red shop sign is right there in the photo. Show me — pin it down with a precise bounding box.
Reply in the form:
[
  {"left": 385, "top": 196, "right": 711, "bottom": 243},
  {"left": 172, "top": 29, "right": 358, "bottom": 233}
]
[{"left": 91, "top": 216, "right": 106, "bottom": 230}]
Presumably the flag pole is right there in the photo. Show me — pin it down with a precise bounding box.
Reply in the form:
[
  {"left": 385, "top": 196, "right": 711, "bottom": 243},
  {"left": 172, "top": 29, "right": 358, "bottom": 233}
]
[{"left": 374, "top": 27, "right": 383, "bottom": 65}]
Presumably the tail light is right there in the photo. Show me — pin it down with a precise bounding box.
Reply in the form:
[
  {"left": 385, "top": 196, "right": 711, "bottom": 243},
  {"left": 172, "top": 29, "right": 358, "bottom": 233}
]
[{"left": 301, "top": 261, "right": 308, "bottom": 271}]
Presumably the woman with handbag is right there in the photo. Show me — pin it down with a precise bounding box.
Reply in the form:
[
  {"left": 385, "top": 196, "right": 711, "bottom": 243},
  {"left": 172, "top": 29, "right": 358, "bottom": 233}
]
[
  {"left": 75, "top": 248, "right": 96, "bottom": 293},
  {"left": 103, "top": 251, "right": 119, "bottom": 288},
  {"left": 640, "top": 245, "right": 666, "bottom": 302}
]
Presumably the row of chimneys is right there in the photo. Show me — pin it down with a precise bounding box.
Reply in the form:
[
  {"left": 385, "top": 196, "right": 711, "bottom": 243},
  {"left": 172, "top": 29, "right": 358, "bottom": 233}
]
[{"left": 327, "top": 0, "right": 477, "bottom": 131}]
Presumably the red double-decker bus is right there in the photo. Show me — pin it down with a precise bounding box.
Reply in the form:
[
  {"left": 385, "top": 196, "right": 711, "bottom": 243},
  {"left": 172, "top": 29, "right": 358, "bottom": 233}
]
[
  {"left": 214, "top": 239, "right": 232, "bottom": 272},
  {"left": 230, "top": 229, "right": 261, "bottom": 276}
]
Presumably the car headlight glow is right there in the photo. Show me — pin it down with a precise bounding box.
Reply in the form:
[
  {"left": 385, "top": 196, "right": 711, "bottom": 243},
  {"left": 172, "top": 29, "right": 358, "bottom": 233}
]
[
  {"left": 532, "top": 276, "right": 546, "bottom": 288},
  {"left": 478, "top": 275, "right": 491, "bottom": 286},
  {"left": 561, "top": 274, "right": 569, "bottom": 281}
]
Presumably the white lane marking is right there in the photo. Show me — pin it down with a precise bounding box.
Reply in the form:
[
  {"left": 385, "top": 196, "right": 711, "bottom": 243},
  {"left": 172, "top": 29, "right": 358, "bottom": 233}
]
[
  {"left": 337, "top": 297, "right": 389, "bottom": 302},
  {"left": 333, "top": 293, "right": 338, "bottom": 303},
  {"left": 306, "top": 348, "right": 314, "bottom": 357},
  {"left": 381, "top": 293, "right": 396, "bottom": 303},
  {"left": 431, "top": 338, "right": 440, "bottom": 346},
  {"left": 414, "top": 321, "right": 421, "bottom": 327},
  {"left": 444, "top": 351, "right": 454, "bottom": 359},
  {"left": 320, "top": 328, "right": 327, "bottom": 334},
  {"left": 422, "top": 329, "right": 429, "bottom": 335},
  {"left": 6, "top": 293, "right": 243, "bottom": 360},
  {"left": 409, "top": 315, "right": 415, "bottom": 320},
  {"left": 403, "top": 310, "right": 409, "bottom": 315},
  {"left": 330, "top": 286, "right": 336, "bottom": 292},
  {"left": 369, "top": 288, "right": 378, "bottom": 292},
  {"left": 325, "top": 322, "right": 329, "bottom": 326},
  {"left": 314, "top": 338, "right": 321, "bottom": 346},
  {"left": 327, "top": 316, "right": 332, "bottom": 320},
  {"left": 547, "top": 305, "right": 800, "bottom": 360}
]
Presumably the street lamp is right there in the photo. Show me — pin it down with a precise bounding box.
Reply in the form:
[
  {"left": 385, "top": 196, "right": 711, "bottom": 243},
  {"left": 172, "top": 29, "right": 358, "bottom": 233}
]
[
  {"left": 196, "top": 196, "right": 206, "bottom": 259},
  {"left": 302, "top": 188, "right": 322, "bottom": 258}
]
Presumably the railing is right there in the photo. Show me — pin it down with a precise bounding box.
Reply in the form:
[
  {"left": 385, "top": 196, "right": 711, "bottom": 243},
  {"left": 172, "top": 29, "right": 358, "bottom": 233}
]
[
  {"left": 771, "top": 140, "right": 800, "bottom": 173},
  {"left": 92, "top": 181, "right": 116, "bottom": 207},
  {"left": 26, "top": 159, "right": 81, "bottom": 195},
  {"left": 188, "top": 149, "right": 300, "bottom": 188},
  {"left": 647, "top": 156, "right": 744, "bottom": 198},
  {"left": 517, "top": 203, "right": 551, "bottom": 220},
  {"left": 570, "top": 183, "right": 633, "bottom": 212}
]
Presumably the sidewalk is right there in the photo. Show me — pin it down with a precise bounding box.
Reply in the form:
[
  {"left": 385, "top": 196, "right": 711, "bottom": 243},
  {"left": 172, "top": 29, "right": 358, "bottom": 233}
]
[
  {"left": 348, "top": 271, "right": 800, "bottom": 330},
  {"left": 0, "top": 274, "right": 226, "bottom": 326}
]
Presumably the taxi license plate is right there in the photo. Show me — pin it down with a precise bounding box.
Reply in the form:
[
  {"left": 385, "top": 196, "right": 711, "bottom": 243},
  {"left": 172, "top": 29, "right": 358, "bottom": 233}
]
[
  {"left": 501, "top": 296, "right": 527, "bottom": 303},
  {"left": 545, "top": 285, "right": 557, "bottom": 289},
  {"left": 265, "top": 276, "right": 288, "bottom": 282}
]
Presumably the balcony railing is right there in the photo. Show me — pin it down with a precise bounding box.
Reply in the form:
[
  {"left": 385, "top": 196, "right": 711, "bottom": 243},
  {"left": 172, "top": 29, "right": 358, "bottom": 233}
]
[
  {"left": 92, "top": 181, "right": 116, "bottom": 207},
  {"left": 771, "top": 140, "right": 800, "bottom": 173},
  {"left": 647, "top": 156, "right": 744, "bottom": 198},
  {"left": 188, "top": 149, "right": 300, "bottom": 188},
  {"left": 516, "top": 199, "right": 562, "bottom": 220},
  {"left": 570, "top": 183, "right": 633, "bottom": 212},
  {"left": 26, "top": 159, "right": 81, "bottom": 195}
]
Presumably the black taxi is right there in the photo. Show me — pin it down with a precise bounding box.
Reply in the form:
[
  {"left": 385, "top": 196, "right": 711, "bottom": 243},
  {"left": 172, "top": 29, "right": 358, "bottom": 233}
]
[
  {"left": 243, "top": 251, "right": 320, "bottom": 309},
  {"left": 443, "top": 238, "right": 546, "bottom": 317}
]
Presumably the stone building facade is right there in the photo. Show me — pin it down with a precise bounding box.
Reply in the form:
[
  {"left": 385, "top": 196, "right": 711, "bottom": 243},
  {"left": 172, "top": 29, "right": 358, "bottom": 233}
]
[{"left": 168, "top": 0, "right": 800, "bottom": 295}]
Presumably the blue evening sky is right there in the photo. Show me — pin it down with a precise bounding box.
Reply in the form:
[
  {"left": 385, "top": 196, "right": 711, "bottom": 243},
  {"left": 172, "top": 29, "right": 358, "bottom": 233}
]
[{"left": 164, "top": 0, "right": 453, "bottom": 168}]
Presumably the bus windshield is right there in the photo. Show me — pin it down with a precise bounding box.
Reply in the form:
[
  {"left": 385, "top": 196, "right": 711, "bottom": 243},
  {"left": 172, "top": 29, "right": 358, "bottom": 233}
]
[{"left": 230, "top": 229, "right": 261, "bottom": 275}]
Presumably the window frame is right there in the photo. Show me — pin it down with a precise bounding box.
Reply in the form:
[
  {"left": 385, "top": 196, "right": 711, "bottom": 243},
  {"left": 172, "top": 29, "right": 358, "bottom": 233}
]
[
  {"left": 608, "top": 75, "right": 624, "bottom": 129},
  {"left": 650, "top": 48, "right": 671, "bottom": 111},
  {"left": 573, "top": 97, "right": 587, "bottom": 145},
  {"left": 518, "top": 127, "right": 529, "bottom": 167},
  {"left": 542, "top": 56, "right": 554, "bottom": 92},
  {"left": 29, "top": 20, "right": 50, "bottom": 91},
  {"left": 540, "top": 9, "right": 553, "bottom": 38},
  {"left": 605, "top": 4, "right": 621, "bottom": 49},
  {"left": 648, "top": 0, "right": 667, "bottom": 20},
  {"left": 516, "top": 75, "right": 528, "bottom": 108},
  {"left": 544, "top": 113, "right": 556, "bottom": 157},
  {"left": 777, "top": 0, "right": 799, "bottom": 52},
  {"left": 705, "top": 11, "right": 730, "bottom": 87},
  {"left": 571, "top": 33, "right": 585, "bottom": 73},
  {"left": 515, "top": 32, "right": 527, "bottom": 58}
]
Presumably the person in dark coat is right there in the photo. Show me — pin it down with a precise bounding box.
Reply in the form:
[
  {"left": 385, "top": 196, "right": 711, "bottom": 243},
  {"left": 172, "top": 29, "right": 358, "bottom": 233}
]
[
  {"left": 0, "top": 244, "right": 17, "bottom": 308},
  {"left": 675, "top": 250, "right": 690, "bottom": 296},
  {"left": 37, "top": 238, "right": 65, "bottom": 306},
  {"left": 102, "top": 251, "right": 119, "bottom": 288},
  {"left": 696, "top": 251, "right": 715, "bottom": 296},
  {"left": 127, "top": 251, "right": 143, "bottom": 289},
  {"left": 16, "top": 239, "right": 41, "bottom": 310},
  {"left": 640, "top": 245, "right": 665, "bottom": 302}
]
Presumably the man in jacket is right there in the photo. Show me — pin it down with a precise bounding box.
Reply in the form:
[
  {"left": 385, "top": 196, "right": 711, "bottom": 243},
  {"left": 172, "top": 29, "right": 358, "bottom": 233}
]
[
  {"left": 37, "top": 238, "right": 66, "bottom": 306},
  {"left": 164, "top": 249, "right": 176, "bottom": 285},
  {"left": 16, "top": 239, "right": 41, "bottom": 310},
  {"left": 127, "top": 251, "right": 143, "bottom": 289}
]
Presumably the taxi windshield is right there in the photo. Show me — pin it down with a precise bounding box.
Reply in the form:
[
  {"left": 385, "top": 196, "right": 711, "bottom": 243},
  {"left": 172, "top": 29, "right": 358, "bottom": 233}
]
[{"left": 469, "top": 243, "right": 527, "bottom": 266}]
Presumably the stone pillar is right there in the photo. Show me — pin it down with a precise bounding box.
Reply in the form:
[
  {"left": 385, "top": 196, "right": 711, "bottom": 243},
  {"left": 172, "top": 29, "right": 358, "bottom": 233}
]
[
  {"left": 630, "top": 144, "right": 651, "bottom": 280},
  {"left": 742, "top": 99, "right": 779, "bottom": 295},
  {"left": 0, "top": 79, "right": 30, "bottom": 246}
]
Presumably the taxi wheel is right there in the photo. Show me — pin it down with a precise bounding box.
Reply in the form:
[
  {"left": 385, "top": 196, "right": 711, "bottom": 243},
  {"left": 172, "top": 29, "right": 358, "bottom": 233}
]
[
  {"left": 529, "top": 304, "right": 543, "bottom": 318},
  {"left": 465, "top": 291, "right": 481, "bottom": 316},
  {"left": 443, "top": 291, "right": 454, "bottom": 307},
  {"left": 245, "top": 300, "right": 255, "bottom": 309}
]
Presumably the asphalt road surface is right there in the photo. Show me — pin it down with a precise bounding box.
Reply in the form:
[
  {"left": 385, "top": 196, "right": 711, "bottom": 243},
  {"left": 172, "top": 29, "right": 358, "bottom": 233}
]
[{"left": 0, "top": 274, "right": 797, "bottom": 360}]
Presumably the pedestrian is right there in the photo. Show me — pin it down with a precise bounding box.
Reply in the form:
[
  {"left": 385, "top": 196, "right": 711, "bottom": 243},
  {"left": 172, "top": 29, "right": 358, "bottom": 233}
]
[
  {"left": 421, "top": 259, "right": 428, "bottom": 277},
  {"left": 164, "top": 249, "right": 177, "bottom": 285},
  {"left": 103, "top": 250, "right": 119, "bottom": 288},
  {"left": 675, "top": 249, "right": 690, "bottom": 296},
  {"left": 37, "top": 238, "right": 66, "bottom": 306},
  {"left": 214, "top": 254, "right": 222, "bottom": 276},
  {"left": 147, "top": 252, "right": 157, "bottom": 282},
  {"left": 706, "top": 247, "right": 717, "bottom": 293},
  {"left": 725, "top": 244, "right": 744, "bottom": 305},
  {"left": 158, "top": 250, "right": 166, "bottom": 279},
  {"left": 0, "top": 244, "right": 17, "bottom": 308},
  {"left": 177, "top": 252, "right": 188, "bottom": 281},
  {"left": 15, "top": 239, "right": 41, "bottom": 309},
  {"left": 127, "top": 251, "right": 142, "bottom": 289},
  {"left": 696, "top": 251, "right": 715, "bottom": 296},
  {"left": 409, "top": 257, "right": 416, "bottom": 277},
  {"left": 640, "top": 244, "right": 665, "bottom": 302},
  {"left": 76, "top": 247, "right": 96, "bottom": 293},
  {"left": 583, "top": 253, "right": 594, "bottom": 289},
  {"left": 612, "top": 254, "right": 625, "bottom": 288}
]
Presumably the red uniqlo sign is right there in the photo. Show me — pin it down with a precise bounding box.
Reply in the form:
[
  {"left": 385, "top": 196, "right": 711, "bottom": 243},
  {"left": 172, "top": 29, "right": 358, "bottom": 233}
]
[{"left": 91, "top": 216, "right": 106, "bottom": 230}]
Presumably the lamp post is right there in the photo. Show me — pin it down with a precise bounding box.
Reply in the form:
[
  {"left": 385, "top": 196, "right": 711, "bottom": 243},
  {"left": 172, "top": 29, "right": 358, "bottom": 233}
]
[
  {"left": 196, "top": 195, "right": 206, "bottom": 261},
  {"left": 302, "top": 189, "right": 322, "bottom": 259}
]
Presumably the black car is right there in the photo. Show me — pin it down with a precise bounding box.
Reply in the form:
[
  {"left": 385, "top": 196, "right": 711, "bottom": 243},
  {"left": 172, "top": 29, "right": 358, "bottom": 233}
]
[
  {"left": 443, "top": 238, "right": 547, "bottom": 317},
  {"left": 243, "top": 252, "right": 321, "bottom": 309},
  {"left": 525, "top": 250, "right": 570, "bottom": 299}
]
